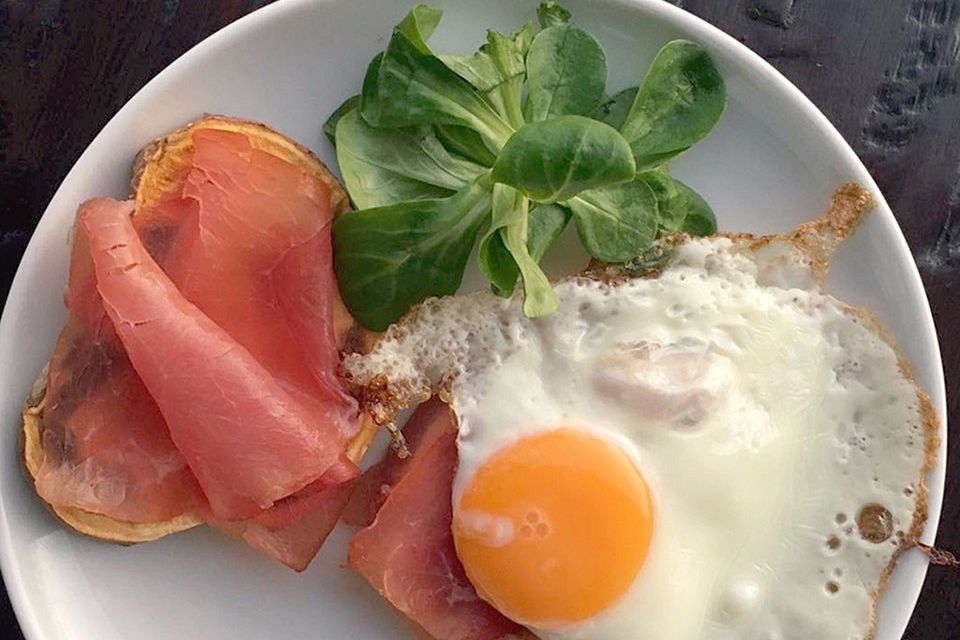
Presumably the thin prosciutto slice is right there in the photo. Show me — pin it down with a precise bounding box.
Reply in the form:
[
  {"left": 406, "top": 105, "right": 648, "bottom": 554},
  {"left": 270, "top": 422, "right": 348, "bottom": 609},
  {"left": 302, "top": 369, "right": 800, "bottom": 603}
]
[
  {"left": 219, "top": 455, "right": 358, "bottom": 571},
  {"left": 36, "top": 209, "right": 205, "bottom": 523},
  {"left": 342, "top": 397, "right": 452, "bottom": 527},
  {"left": 133, "top": 129, "right": 361, "bottom": 565},
  {"left": 147, "top": 129, "right": 358, "bottom": 432},
  {"left": 348, "top": 401, "right": 531, "bottom": 640},
  {"left": 81, "top": 198, "right": 346, "bottom": 519}
]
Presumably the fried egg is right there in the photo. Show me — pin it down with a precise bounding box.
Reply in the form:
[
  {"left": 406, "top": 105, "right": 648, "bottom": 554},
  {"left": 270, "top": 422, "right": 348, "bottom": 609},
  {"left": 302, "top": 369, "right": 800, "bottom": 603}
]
[{"left": 345, "top": 186, "right": 937, "bottom": 640}]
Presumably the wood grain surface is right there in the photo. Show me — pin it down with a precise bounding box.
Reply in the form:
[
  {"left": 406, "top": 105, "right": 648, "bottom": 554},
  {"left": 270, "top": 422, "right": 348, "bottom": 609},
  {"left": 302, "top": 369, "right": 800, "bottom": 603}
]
[{"left": 0, "top": 0, "right": 957, "bottom": 638}]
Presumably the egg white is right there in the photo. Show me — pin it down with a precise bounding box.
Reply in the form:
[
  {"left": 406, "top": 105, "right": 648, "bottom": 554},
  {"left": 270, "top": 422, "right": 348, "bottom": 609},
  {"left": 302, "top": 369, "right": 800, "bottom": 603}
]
[{"left": 346, "top": 236, "right": 933, "bottom": 640}]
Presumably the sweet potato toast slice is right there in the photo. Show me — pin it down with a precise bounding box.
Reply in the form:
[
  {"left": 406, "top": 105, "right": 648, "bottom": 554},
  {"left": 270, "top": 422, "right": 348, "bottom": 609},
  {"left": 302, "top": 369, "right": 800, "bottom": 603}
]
[{"left": 22, "top": 115, "right": 378, "bottom": 544}]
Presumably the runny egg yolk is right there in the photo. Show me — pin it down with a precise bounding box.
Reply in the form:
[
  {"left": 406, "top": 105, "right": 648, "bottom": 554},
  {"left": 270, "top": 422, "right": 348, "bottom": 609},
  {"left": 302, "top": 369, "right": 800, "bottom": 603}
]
[{"left": 453, "top": 429, "right": 654, "bottom": 627}]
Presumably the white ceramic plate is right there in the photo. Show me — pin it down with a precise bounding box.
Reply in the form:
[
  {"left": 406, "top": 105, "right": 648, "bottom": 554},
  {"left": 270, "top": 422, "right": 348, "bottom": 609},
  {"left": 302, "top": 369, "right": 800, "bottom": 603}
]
[{"left": 0, "top": 0, "right": 946, "bottom": 638}]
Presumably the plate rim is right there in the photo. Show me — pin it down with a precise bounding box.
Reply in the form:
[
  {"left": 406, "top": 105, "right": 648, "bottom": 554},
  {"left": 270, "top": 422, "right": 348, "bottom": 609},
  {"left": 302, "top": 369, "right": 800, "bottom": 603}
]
[{"left": 0, "top": 0, "right": 946, "bottom": 638}]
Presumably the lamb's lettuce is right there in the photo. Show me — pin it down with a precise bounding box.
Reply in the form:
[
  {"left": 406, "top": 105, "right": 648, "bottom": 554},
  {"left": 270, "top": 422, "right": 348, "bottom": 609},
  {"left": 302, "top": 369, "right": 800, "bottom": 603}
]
[{"left": 329, "top": 3, "right": 726, "bottom": 330}]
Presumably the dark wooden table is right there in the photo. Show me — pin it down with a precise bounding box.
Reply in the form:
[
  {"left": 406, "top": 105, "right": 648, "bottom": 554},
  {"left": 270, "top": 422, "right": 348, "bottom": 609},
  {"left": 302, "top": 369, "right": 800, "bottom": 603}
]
[{"left": 0, "top": 0, "right": 957, "bottom": 638}]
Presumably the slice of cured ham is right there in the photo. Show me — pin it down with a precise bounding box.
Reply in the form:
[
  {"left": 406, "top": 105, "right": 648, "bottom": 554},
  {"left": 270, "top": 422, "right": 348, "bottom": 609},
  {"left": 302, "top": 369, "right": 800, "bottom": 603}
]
[
  {"left": 342, "top": 397, "right": 452, "bottom": 527},
  {"left": 143, "top": 129, "right": 358, "bottom": 432},
  {"left": 216, "top": 455, "right": 358, "bottom": 572},
  {"left": 81, "top": 198, "right": 347, "bottom": 519},
  {"left": 348, "top": 401, "right": 531, "bottom": 640},
  {"left": 134, "top": 129, "right": 362, "bottom": 568},
  {"left": 35, "top": 204, "right": 205, "bottom": 524}
]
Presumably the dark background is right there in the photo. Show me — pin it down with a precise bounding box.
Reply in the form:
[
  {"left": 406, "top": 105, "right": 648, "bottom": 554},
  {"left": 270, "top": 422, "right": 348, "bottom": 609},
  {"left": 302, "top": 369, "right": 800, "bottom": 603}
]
[{"left": 0, "top": 0, "right": 957, "bottom": 637}]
